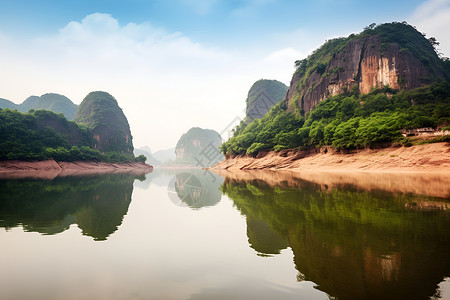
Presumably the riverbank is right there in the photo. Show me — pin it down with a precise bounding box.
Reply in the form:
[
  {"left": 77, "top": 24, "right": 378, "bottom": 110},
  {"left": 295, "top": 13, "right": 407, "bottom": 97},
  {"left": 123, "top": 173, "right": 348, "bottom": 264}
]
[
  {"left": 211, "top": 142, "right": 450, "bottom": 173},
  {"left": 0, "top": 160, "right": 153, "bottom": 179}
]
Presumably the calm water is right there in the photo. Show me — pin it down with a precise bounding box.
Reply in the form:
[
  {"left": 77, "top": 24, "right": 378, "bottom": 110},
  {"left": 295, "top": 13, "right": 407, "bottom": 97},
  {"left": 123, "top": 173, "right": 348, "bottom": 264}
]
[{"left": 0, "top": 169, "right": 449, "bottom": 300}]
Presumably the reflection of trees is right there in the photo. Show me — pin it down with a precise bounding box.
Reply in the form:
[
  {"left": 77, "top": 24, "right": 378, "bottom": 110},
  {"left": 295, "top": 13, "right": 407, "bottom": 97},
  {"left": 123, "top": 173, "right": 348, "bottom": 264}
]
[
  {"left": 222, "top": 178, "right": 450, "bottom": 300},
  {"left": 168, "top": 170, "right": 223, "bottom": 209},
  {"left": 0, "top": 174, "right": 138, "bottom": 240}
]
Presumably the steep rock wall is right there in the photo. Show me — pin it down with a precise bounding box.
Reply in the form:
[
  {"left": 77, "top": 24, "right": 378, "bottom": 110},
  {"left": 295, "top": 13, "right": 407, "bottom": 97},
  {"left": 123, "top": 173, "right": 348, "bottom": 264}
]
[{"left": 287, "top": 35, "right": 443, "bottom": 113}]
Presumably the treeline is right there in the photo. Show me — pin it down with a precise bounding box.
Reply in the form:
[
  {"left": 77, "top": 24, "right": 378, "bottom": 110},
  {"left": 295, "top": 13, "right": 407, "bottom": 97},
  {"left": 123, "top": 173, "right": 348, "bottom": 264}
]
[
  {"left": 220, "top": 82, "right": 450, "bottom": 156},
  {"left": 0, "top": 109, "right": 145, "bottom": 163}
]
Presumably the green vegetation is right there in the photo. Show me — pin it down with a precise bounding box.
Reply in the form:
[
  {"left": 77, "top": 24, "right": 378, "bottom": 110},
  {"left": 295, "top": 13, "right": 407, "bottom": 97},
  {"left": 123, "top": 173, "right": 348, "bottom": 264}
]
[
  {"left": 0, "top": 107, "right": 143, "bottom": 163},
  {"left": 20, "top": 93, "right": 78, "bottom": 120},
  {"left": 220, "top": 82, "right": 450, "bottom": 155},
  {"left": 0, "top": 94, "right": 78, "bottom": 120},
  {"left": 294, "top": 22, "right": 449, "bottom": 93},
  {"left": 0, "top": 108, "right": 92, "bottom": 161},
  {"left": 0, "top": 98, "right": 19, "bottom": 110},
  {"left": 75, "top": 91, "right": 134, "bottom": 154}
]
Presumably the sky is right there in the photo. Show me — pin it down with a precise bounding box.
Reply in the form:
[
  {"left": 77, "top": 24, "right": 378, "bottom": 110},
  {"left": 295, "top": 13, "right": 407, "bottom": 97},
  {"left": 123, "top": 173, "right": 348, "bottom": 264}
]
[{"left": 0, "top": 0, "right": 449, "bottom": 152}]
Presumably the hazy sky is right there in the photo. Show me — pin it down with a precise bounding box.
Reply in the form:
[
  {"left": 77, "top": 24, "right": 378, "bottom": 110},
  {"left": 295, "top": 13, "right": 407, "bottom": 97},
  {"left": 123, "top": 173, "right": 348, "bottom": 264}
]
[{"left": 0, "top": 0, "right": 449, "bottom": 151}]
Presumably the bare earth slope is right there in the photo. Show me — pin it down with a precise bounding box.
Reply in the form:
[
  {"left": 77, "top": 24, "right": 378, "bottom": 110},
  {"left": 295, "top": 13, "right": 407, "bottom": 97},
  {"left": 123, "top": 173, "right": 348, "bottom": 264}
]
[
  {"left": 0, "top": 160, "right": 153, "bottom": 179},
  {"left": 212, "top": 143, "right": 450, "bottom": 173}
]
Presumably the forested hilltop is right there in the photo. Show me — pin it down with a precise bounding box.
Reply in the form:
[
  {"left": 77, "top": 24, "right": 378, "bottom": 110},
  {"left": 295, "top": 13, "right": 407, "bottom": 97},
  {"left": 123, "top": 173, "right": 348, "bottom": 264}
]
[
  {"left": 0, "top": 93, "right": 78, "bottom": 120},
  {"left": 221, "top": 23, "right": 450, "bottom": 156},
  {"left": 0, "top": 92, "right": 146, "bottom": 163}
]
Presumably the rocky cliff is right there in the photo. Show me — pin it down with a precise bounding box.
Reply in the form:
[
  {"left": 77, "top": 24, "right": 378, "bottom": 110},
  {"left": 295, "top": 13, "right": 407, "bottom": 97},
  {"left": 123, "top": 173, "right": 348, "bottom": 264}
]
[
  {"left": 175, "top": 127, "right": 223, "bottom": 167},
  {"left": 287, "top": 22, "right": 448, "bottom": 114},
  {"left": 246, "top": 79, "right": 288, "bottom": 120},
  {"left": 74, "top": 91, "right": 133, "bottom": 154}
]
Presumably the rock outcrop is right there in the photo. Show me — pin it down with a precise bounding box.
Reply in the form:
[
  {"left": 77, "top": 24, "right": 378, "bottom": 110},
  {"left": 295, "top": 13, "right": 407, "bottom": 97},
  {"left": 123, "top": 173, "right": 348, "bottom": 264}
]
[
  {"left": 286, "top": 22, "right": 448, "bottom": 114},
  {"left": 175, "top": 127, "right": 223, "bottom": 167},
  {"left": 246, "top": 79, "right": 288, "bottom": 120},
  {"left": 74, "top": 91, "right": 133, "bottom": 154}
]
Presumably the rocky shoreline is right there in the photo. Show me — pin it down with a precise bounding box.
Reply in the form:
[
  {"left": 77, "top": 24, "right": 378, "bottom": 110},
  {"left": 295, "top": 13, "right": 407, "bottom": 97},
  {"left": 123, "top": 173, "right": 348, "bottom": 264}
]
[
  {"left": 211, "top": 142, "right": 450, "bottom": 173},
  {"left": 0, "top": 159, "right": 153, "bottom": 179}
]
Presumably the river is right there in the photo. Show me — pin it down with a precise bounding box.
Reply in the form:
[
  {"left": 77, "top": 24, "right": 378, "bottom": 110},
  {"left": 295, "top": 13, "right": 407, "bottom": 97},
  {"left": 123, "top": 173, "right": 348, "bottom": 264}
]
[{"left": 0, "top": 169, "right": 449, "bottom": 300}]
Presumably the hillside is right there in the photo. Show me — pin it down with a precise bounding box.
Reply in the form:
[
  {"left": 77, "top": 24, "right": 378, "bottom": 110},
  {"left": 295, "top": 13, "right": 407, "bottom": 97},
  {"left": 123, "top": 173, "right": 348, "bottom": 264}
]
[
  {"left": 288, "top": 22, "right": 449, "bottom": 115},
  {"left": 175, "top": 127, "right": 223, "bottom": 167},
  {"left": 0, "top": 108, "right": 95, "bottom": 161},
  {"left": 0, "top": 93, "right": 78, "bottom": 120},
  {"left": 221, "top": 23, "right": 450, "bottom": 157},
  {"left": 75, "top": 91, "right": 134, "bottom": 155},
  {"left": 1, "top": 91, "right": 144, "bottom": 164},
  {"left": 0, "top": 98, "right": 19, "bottom": 110},
  {"left": 246, "top": 79, "right": 288, "bottom": 120}
]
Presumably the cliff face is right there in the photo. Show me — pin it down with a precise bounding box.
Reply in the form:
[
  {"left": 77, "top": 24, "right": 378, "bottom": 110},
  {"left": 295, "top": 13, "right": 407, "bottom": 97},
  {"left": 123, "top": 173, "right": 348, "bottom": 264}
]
[
  {"left": 74, "top": 91, "right": 133, "bottom": 154},
  {"left": 246, "top": 79, "right": 288, "bottom": 120},
  {"left": 287, "top": 23, "right": 447, "bottom": 114},
  {"left": 175, "top": 127, "right": 223, "bottom": 167}
]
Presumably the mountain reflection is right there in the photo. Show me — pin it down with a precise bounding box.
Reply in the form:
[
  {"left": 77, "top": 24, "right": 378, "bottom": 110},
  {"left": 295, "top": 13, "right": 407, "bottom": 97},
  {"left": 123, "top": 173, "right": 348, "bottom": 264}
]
[
  {"left": 167, "top": 170, "right": 223, "bottom": 209},
  {"left": 0, "top": 174, "right": 143, "bottom": 240},
  {"left": 221, "top": 171, "right": 450, "bottom": 300}
]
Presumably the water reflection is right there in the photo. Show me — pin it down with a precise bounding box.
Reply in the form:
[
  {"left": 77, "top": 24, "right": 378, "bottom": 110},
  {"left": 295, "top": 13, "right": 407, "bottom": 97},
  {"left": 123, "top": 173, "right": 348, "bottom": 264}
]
[
  {"left": 0, "top": 173, "right": 144, "bottom": 240},
  {"left": 167, "top": 169, "right": 223, "bottom": 209},
  {"left": 220, "top": 170, "right": 450, "bottom": 300}
]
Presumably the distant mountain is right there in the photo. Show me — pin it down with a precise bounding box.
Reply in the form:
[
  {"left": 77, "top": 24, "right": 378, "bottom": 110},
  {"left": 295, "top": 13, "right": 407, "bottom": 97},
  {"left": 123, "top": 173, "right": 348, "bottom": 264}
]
[
  {"left": 0, "top": 93, "right": 78, "bottom": 120},
  {"left": 134, "top": 147, "right": 160, "bottom": 166},
  {"left": 175, "top": 127, "right": 223, "bottom": 167},
  {"left": 246, "top": 79, "right": 288, "bottom": 121},
  {"left": 20, "top": 93, "right": 78, "bottom": 120},
  {"left": 152, "top": 148, "right": 176, "bottom": 164},
  {"left": 0, "top": 98, "right": 19, "bottom": 110},
  {"left": 75, "top": 91, "right": 134, "bottom": 154}
]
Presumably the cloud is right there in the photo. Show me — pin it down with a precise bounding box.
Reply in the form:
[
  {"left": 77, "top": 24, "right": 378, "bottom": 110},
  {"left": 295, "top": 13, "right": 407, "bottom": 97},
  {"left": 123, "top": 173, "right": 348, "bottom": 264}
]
[
  {"left": 264, "top": 48, "right": 303, "bottom": 64},
  {"left": 0, "top": 13, "right": 297, "bottom": 150},
  {"left": 409, "top": 0, "right": 450, "bottom": 56},
  {"left": 0, "top": 13, "right": 258, "bottom": 150}
]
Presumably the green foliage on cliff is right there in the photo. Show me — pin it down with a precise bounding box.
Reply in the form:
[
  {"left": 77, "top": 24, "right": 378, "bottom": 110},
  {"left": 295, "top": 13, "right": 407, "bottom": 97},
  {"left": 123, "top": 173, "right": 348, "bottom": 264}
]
[
  {"left": 220, "top": 82, "right": 450, "bottom": 155},
  {"left": 294, "top": 22, "right": 449, "bottom": 90},
  {"left": 75, "top": 91, "right": 134, "bottom": 154}
]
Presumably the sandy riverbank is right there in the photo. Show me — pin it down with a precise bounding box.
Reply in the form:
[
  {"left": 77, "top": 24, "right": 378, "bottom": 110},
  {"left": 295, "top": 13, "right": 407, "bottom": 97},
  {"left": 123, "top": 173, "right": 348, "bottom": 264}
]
[
  {"left": 0, "top": 160, "right": 153, "bottom": 179},
  {"left": 212, "top": 142, "right": 450, "bottom": 173}
]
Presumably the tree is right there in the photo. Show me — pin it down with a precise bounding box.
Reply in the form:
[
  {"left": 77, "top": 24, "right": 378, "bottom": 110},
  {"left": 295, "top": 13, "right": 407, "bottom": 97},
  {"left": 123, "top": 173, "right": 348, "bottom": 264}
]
[{"left": 135, "top": 154, "right": 147, "bottom": 163}]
